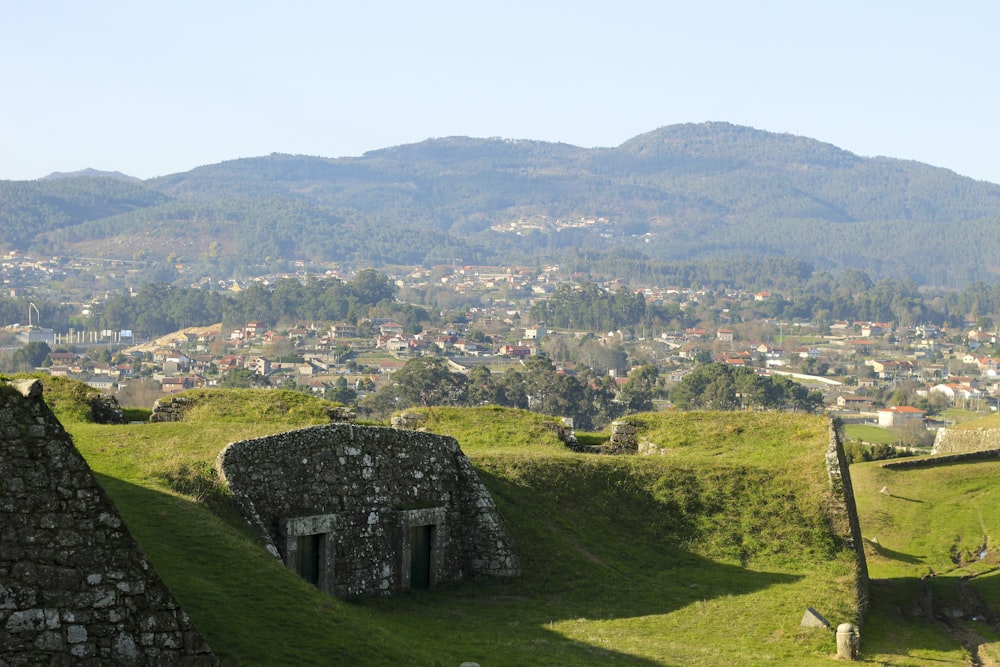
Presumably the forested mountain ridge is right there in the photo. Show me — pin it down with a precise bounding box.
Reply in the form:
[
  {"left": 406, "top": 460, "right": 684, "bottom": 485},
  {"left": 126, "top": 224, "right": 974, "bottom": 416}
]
[{"left": 5, "top": 122, "right": 1000, "bottom": 286}]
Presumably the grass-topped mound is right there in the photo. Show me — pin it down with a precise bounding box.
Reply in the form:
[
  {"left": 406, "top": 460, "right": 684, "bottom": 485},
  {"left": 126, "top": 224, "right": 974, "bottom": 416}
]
[
  {"left": 5, "top": 373, "right": 126, "bottom": 424},
  {"left": 945, "top": 411, "right": 1000, "bottom": 431},
  {"left": 418, "top": 408, "right": 841, "bottom": 567},
  {"left": 396, "top": 405, "right": 574, "bottom": 454},
  {"left": 157, "top": 387, "right": 341, "bottom": 424},
  {"left": 66, "top": 404, "right": 867, "bottom": 665}
]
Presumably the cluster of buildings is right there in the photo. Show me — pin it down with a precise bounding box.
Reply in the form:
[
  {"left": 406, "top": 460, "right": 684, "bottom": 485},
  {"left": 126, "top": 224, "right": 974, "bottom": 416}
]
[{"left": 6, "top": 251, "right": 1000, "bottom": 429}]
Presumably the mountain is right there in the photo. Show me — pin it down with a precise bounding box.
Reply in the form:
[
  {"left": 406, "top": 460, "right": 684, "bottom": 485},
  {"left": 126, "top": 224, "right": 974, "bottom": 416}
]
[
  {"left": 4, "top": 122, "right": 1000, "bottom": 286},
  {"left": 42, "top": 168, "right": 141, "bottom": 182}
]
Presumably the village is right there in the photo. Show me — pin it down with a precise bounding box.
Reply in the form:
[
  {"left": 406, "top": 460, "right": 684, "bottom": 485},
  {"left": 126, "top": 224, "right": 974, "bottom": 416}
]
[{"left": 4, "top": 250, "right": 999, "bottom": 436}]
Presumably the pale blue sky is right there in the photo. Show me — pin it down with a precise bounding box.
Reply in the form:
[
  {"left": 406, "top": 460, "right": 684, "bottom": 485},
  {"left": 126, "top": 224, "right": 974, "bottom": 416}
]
[{"left": 3, "top": 1, "right": 999, "bottom": 182}]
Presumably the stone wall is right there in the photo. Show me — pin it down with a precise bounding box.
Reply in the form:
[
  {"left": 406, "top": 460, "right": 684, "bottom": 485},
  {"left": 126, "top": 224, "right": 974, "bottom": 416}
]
[
  {"left": 931, "top": 426, "right": 1000, "bottom": 455},
  {"left": 0, "top": 379, "right": 217, "bottom": 666},
  {"left": 216, "top": 423, "right": 520, "bottom": 598},
  {"left": 880, "top": 447, "right": 1000, "bottom": 470},
  {"left": 149, "top": 395, "right": 194, "bottom": 422},
  {"left": 608, "top": 420, "right": 639, "bottom": 453},
  {"left": 826, "top": 419, "right": 870, "bottom": 617}
]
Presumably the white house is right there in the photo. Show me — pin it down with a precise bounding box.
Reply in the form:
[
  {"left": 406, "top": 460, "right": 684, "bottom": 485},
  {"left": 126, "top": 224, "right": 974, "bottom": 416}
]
[{"left": 877, "top": 405, "right": 926, "bottom": 428}]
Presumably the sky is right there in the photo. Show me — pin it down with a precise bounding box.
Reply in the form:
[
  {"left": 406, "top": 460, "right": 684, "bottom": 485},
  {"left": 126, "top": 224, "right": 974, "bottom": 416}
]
[{"left": 3, "top": 1, "right": 1000, "bottom": 183}]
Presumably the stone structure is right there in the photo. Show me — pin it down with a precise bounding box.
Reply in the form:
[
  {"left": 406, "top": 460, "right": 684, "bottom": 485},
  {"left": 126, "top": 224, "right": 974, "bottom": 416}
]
[
  {"left": 608, "top": 420, "right": 639, "bottom": 453},
  {"left": 557, "top": 417, "right": 580, "bottom": 451},
  {"left": 881, "top": 447, "right": 1000, "bottom": 470},
  {"left": 390, "top": 411, "right": 427, "bottom": 430},
  {"left": 0, "top": 379, "right": 217, "bottom": 665},
  {"left": 931, "top": 426, "right": 1000, "bottom": 456},
  {"left": 216, "top": 423, "right": 520, "bottom": 598},
  {"left": 826, "top": 419, "right": 870, "bottom": 615},
  {"left": 637, "top": 441, "right": 667, "bottom": 455},
  {"left": 325, "top": 406, "right": 356, "bottom": 423},
  {"left": 836, "top": 622, "right": 859, "bottom": 660},
  {"left": 149, "top": 395, "right": 195, "bottom": 422},
  {"left": 89, "top": 393, "right": 127, "bottom": 425}
]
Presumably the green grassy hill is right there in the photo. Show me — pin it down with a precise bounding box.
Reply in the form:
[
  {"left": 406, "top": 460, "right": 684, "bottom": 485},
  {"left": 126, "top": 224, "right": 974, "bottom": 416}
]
[
  {"left": 945, "top": 411, "right": 1000, "bottom": 431},
  {"left": 51, "top": 389, "right": 866, "bottom": 665},
  {"left": 851, "top": 457, "right": 1000, "bottom": 665},
  {"left": 25, "top": 381, "right": 1000, "bottom": 664}
]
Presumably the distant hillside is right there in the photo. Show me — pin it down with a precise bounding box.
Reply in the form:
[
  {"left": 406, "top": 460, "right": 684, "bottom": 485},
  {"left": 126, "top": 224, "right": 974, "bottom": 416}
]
[
  {"left": 7, "top": 122, "right": 1000, "bottom": 285},
  {"left": 42, "top": 168, "right": 141, "bottom": 182}
]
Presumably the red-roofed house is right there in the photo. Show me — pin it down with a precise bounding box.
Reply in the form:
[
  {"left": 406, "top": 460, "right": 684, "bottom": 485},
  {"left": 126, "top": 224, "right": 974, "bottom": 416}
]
[{"left": 877, "top": 405, "right": 926, "bottom": 428}]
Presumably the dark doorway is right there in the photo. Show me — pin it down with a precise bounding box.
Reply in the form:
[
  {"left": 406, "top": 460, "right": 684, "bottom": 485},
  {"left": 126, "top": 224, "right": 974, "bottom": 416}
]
[
  {"left": 296, "top": 533, "right": 322, "bottom": 586},
  {"left": 410, "top": 525, "right": 432, "bottom": 589}
]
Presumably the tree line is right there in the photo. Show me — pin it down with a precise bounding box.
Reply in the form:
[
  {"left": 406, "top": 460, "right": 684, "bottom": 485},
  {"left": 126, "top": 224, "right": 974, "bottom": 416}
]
[
  {"left": 669, "top": 364, "right": 824, "bottom": 412},
  {"left": 89, "top": 270, "right": 409, "bottom": 338},
  {"left": 359, "top": 356, "right": 660, "bottom": 430}
]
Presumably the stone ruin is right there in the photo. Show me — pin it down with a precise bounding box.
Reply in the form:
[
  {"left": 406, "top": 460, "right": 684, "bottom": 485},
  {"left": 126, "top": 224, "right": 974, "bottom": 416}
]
[
  {"left": 216, "top": 423, "right": 520, "bottom": 598},
  {"left": 0, "top": 378, "right": 217, "bottom": 665},
  {"left": 608, "top": 420, "right": 639, "bottom": 453},
  {"left": 149, "top": 395, "right": 196, "bottom": 422}
]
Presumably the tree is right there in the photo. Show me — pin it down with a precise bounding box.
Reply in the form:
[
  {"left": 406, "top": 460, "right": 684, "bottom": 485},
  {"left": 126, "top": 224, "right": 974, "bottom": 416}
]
[
  {"left": 466, "top": 365, "right": 497, "bottom": 406},
  {"left": 220, "top": 368, "right": 270, "bottom": 389},
  {"left": 670, "top": 363, "right": 732, "bottom": 410},
  {"left": 619, "top": 364, "right": 659, "bottom": 413},
  {"left": 386, "top": 357, "right": 465, "bottom": 408},
  {"left": 10, "top": 341, "right": 51, "bottom": 371},
  {"left": 350, "top": 269, "right": 396, "bottom": 305},
  {"left": 497, "top": 369, "right": 529, "bottom": 410},
  {"left": 327, "top": 377, "right": 357, "bottom": 405},
  {"left": 670, "top": 363, "right": 822, "bottom": 412}
]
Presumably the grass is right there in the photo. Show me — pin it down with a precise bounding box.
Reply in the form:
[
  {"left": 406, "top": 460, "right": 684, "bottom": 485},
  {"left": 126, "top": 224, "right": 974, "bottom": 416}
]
[
  {"left": 843, "top": 423, "right": 900, "bottom": 444},
  {"left": 851, "top": 457, "right": 1000, "bottom": 664},
  {"left": 398, "top": 405, "right": 574, "bottom": 455},
  {"left": 20, "top": 378, "right": 999, "bottom": 664},
  {"left": 947, "top": 411, "right": 1000, "bottom": 430},
  {"left": 55, "top": 395, "right": 866, "bottom": 666},
  {"left": 940, "top": 408, "right": 994, "bottom": 425},
  {"left": 169, "top": 388, "right": 337, "bottom": 424}
]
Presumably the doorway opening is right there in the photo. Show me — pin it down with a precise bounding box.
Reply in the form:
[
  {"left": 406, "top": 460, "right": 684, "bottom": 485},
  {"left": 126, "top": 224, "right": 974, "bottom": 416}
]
[
  {"left": 282, "top": 514, "right": 337, "bottom": 594},
  {"left": 398, "top": 507, "right": 447, "bottom": 592},
  {"left": 409, "top": 524, "right": 433, "bottom": 589},
  {"left": 295, "top": 533, "right": 322, "bottom": 585}
]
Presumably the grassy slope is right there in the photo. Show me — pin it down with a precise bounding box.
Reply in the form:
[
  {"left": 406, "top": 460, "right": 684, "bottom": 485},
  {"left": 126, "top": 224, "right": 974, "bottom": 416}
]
[
  {"left": 54, "top": 389, "right": 863, "bottom": 666},
  {"left": 948, "top": 412, "right": 1000, "bottom": 430},
  {"left": 852, "top": 458, "right": 1000, "bottom": 664}
]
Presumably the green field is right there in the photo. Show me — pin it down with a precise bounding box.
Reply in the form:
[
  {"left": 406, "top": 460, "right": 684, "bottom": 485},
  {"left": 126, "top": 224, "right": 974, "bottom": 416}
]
[
  {"left": 852, "top": 457, "right": 1000, "bottom": 665},
  {"left": 843, "top": 423, "right": 899, "bottom": 444},
  {"left": 28, "top": 382, "right": 1000, "bottom": 665}
]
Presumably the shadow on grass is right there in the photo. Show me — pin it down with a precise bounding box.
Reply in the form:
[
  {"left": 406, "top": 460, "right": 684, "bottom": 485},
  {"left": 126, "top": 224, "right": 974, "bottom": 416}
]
[
  {"left": 860, "top": 577, "right": 973, "bottom": 661},
  {"left": 886, "top": 494, "right": 926, "bottom": 504},
  {"left": 469, "top": 466, "right": 806, "bottom": 622},
  {"left": 867, "top": 540, "right": 926, "bottom": 565},
  {"left": 92, "top": 473, "right": 679, "bottom": 666}
]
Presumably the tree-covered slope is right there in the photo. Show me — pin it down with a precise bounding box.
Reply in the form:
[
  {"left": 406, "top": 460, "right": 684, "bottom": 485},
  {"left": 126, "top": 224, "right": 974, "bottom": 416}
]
[
  {"left": 9, "top": 122, "right": 1000, "bottom": 285},
  {"left": 0, "top": 176, "right": 170, "bottom": 249}
]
